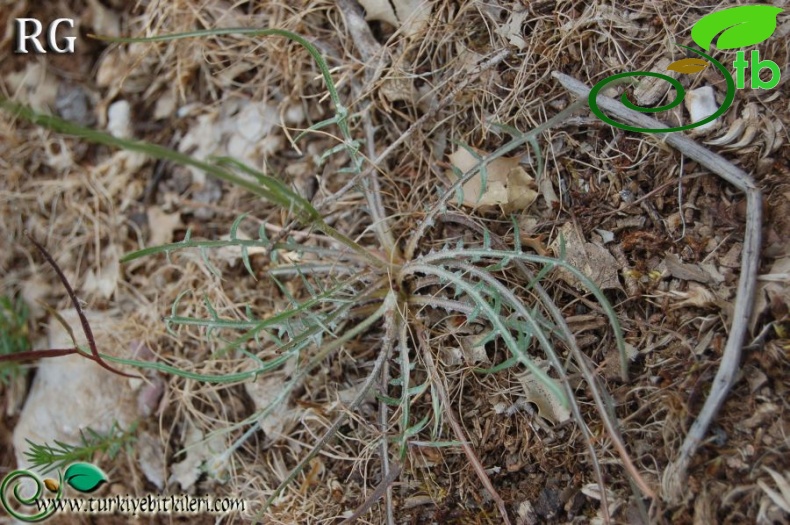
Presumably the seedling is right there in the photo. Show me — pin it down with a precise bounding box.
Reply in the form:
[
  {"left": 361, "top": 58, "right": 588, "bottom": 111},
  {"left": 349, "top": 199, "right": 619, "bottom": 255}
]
[{"left": 24, "top": 421, "right": 138, "bottom": 475}]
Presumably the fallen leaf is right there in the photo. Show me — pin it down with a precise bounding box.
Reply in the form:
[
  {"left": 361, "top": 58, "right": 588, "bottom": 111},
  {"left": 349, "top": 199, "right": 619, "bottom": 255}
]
[
  {"left": 506, "top": 167, "right": 539, "bottom": 213},
  {"left": 595, "top": 229, "right": 615, "bottom": 244},
  {"left": 95, "top": 43, "right": 152, "bottom": 95},
  {"left": 519, "top": 234, "right": 549, "bottom": 256},
  {"left": 137, "top": 432, "right": 166, "bottom": 490},
  {"left": 449, "top": 147, "right": 538, "bottom": 213},
  {"left": 356, "top": 0, "right": 431, "bottom": 36},
  {"left": 758, "top": 467, "right": 790, "bottom": 515},
  {"left": 379, "top": 65, "right": 417, "bottom": 103},
  {"left": 662, "top": 253, "right": 714, "bottom": 283},
  {"left": 745, "top": 366, "right": 769, "bottom": 393},
  {"left": 751, "top": 256, "right": 790, "bottom": 332},
  {"left": 538, "top": 174, "right": 559, "bottom": 209},
  {"left": 742, "top": 402, "right": 779, "bottom": 431},
  {"left": 244, "top": 372, "right": 301, "bottom": 445},
  {"left": 516, "top": 364, "right": 570, "bottom": 424},
  {"left": 168, "top": 420, "right": 226, "bottom": 490},
  {"left": 495, "top": 9, "right": 529, "bottom": 50},
  {"left": 550, "top": 223, "right": 621, "bottom": 291},
  {"left": 459, "top": 332, "right": 492, "bottom": 365},
  {"left": 177, "top": 100, "right": 282, "bottom": 185}
]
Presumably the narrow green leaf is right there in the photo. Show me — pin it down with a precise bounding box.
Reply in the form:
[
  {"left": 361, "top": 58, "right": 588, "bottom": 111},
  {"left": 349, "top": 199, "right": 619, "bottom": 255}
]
[
  {"left": 375, "top": 393, "right": 402, "bottom": 406},
  {"left": 240, "top": 245, "right": 255, "bottom": 279},
  {"left": 200, "top": 246, "right": 222, "bottom": 278},
  {"left": 407, "top": 381, "right": 429, "bottom": 397},
  {"left": 0, "top": 98, "right": 320, "bottom": 225},
  {"left": 404, "top": 414, "right": 431, "bottom": 438},
  {"left": 229, "top": 214, "right": 247, "bottom": 240},
  {"left": 294, "top": 116, "right": 338, "bottom": 143},
  {"left": 474, "top": 355, "right": 519, "bottom": 374}
]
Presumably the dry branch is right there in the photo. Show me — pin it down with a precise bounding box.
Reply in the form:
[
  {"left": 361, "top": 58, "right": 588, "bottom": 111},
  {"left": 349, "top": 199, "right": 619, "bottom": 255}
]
[{"left": 552, "top": 72, "right": 762, "bottom": 504}]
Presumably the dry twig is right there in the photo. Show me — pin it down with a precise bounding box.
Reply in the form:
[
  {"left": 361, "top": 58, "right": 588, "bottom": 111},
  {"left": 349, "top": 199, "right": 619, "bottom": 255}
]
[
  {"left": 416, "top": 321, "right": 514, "bottom": 525},
  {"left": 552, "top": 72, "right": 762, "bottom": 504},
  {"left": 0, "top": 233, "right": 138, "bottom": 379}
]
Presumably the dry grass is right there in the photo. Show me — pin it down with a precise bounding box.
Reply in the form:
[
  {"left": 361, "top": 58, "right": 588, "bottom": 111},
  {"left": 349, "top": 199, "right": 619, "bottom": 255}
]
[{"left": 2, "top": 0, "right": 789, "bottom": 523}]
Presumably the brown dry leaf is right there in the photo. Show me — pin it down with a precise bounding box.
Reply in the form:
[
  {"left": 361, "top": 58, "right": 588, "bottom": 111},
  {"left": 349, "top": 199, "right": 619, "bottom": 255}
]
[
  {"left": 137, "top": 432, "right": 166, "bottom": 491},
  {"left": 449, "top": 148, "right": 538, "bottom": 213},
  {"left": 550, "top": 223, "right": 621, "bottom": 291},
  {"left": 741, "top": 402, "right": 779, "bottom": 431},
  {"left": 538, "top": 174, "right": 559, "bottom": 209},
  {"left": 146, "top": 206, "right": 183, "bottom": 246},
  {"left": 495, "top": 8, "right": 529, "bottom": 50},
  {"left": 356, "top": 0, "right": 431, "bottom": 36},
  {"left": 662, "top": 253, "right": 714, "bottom": 284},
  {"left": 758, "top": 467, "right": 790, "bottom": 515},
  {"left": 244, "top": 373, "right": 302, "bottom": 445},
  {"left": 705, "top": 104, "right": 760, "bottom": 148},
  {"left": 745, "top": 366, "right": 769, "bottom": 393},
  {"left": 168, "top": 420, "right": 228, "bottom": 490},
  {"left": 379, "top": 65, "right": 418, "bottom": 103},
  {"left": 507, "top": 166, "right": 539, "bottom": 213},
  {"left": 454, "top": 43, "right": 503, "bottom": 89},
  {"left": 519, "top": 235, "right": 549, "bottom": 256},
  {"left": 580, "top": 483, "right": 621, "bottom": 514},
  {"left": 177, "top": 100, "right": 283, "bottom": 185},
  {"left": 516, "top": 365, "right": 570, "bottom": 425},
  {"left": 95, "top": 43, "right": 153, "bottom": 95},
  {"left": 458, "top": 332, "right": 492, "bottom": 365},
  {"left": 751, "top": 256, "right": 790, "bottom": 332}
]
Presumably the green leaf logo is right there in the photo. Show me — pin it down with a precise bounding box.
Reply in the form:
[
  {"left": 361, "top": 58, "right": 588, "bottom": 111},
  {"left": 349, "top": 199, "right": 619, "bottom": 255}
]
[
  {"left": 691, "top": 5, "right": 783, "bottom": 51},
  {"left": 63, "top": 463, "right": 108, "bottom": 493}
]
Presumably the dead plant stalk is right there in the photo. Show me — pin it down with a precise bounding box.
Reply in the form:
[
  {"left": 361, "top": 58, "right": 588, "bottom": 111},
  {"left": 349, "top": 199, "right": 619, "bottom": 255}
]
[{"left": 552, "top": 71, "right": 762, "bottom": 504}]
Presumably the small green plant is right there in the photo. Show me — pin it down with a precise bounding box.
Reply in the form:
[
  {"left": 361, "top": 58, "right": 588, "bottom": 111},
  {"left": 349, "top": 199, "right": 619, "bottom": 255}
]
[
  {"left": 0, "top": 295, "right": 31, "bottom": 385},
  {"left": 0, "top": 26, "right": 654, "bottom": 522},
  {"left": 24, "top": 421, "right": 138, "bottom": 475}
]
